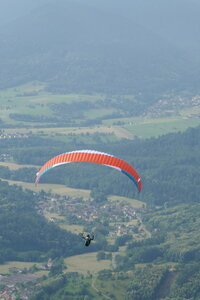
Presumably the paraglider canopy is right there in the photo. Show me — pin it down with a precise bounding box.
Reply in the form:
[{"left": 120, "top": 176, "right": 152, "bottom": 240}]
[{"left": 35, "top": 150, "right": 142, "bottom": 192}]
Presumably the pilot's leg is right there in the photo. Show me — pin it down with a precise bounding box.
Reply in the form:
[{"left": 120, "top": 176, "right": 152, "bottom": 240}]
[{"left": 85, "top": 240, "right": 90, "bottom": 246}]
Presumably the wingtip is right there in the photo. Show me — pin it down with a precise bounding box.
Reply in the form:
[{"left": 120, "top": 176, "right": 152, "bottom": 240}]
[
  {"left": 138, "top": 178, "right": 142, "bottom": 192},
  {"left": 35, "top": 174, "right": 39, "bottom": 186}
]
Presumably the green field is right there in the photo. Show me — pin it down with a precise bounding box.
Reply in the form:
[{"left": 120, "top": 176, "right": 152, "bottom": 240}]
[
  {"left": 108, "top": 195, "right": 145, "bottom": 209},
  {"left": 3, "top": 125, "right": 133, "bottom": 140},
  {"left": 0, "top": 178, "right": 91, "bottom": 199},
  {"left": 64, "top": 252, "right": 112, "bottom": 274},
  {"left": 123, "top": 116, "right": 200, "bottom": 138},
  {"left": 1, "top": 83, "right": 200, "bottom": 140},
  {"left": 64, "top": 246, "right": 127, "bottom": 275}
]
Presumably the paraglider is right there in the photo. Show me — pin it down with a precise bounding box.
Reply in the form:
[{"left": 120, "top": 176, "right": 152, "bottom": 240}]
[
  {"left": 35, "top": 150, "right": 142, "bottom": 192},
  {"left": 81, "top": 232, "right": 94, "bottom": 247}
]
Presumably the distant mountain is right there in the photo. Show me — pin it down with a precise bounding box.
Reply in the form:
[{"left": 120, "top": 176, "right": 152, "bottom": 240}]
[
  {"left": 0, "top": 0, "right": 50, "bottom": 25},
  {"left": 83, "top": 0, "right": 200, "bottom": 59},
  {"left": 0, "top": 0, "right": 199, "bottom": 97}
]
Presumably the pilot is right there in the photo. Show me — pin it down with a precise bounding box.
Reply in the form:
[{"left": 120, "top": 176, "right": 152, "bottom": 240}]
[{"left": 81, "top": 233, "right": 94, "bottom": 247}]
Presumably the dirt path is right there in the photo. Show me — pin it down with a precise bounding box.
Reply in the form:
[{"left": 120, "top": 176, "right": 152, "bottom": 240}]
[
  {"left": 137, "top": 213, "right": 152, "bottom": 238},
  {"left": 91, "top": 275, "right": 111, "bottom": 300},
  {"left": 111, "top": 253, "right": 117, "bottom": 269}
]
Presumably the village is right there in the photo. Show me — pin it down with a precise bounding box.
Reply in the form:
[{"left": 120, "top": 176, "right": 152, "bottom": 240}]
[
  {"left": 0, "top": 273, "right": 41, "bottom": 300},
  {"left": 0, "top": 260, "right": 53, "bottom": 300},
  {"left": 145, "top": 94, "right": 200, "bottom": 118},
  {"left": 37, "top": 193, "right": 144, "bottom": 237},
  {"left": 0, "top": 130, "right": 28, "bottom": 140}
]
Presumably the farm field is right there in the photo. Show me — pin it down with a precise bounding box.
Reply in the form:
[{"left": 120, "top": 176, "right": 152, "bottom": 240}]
[
  {"left": 64, "top": 246, "right": 127, "bottom": 275},
  {"left": 0, "top": 178, "right": 91, "bottom": 199}
]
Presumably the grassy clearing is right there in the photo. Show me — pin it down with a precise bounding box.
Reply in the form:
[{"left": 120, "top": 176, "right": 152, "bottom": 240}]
[
  {"left": 44, "top": 213, "right": 65, "bottom": 221},
  {"left": 124, "top": 116, "right": 200, "bottom": 138},
  {"left": 3, "top": 125, "right": 132, "bottom": 140},
  {"left": 59, "top": 224, "right": 84, "bottom": 234},
  {"left": 0, "top": 178, "right": 91, "bottom": 199},
  {"left": 108, "top": 195, "right": 145, "bottom": 209},
  {"left": 0, "top": 84, "right": 50, "bottom": 123},
  {"left": 65, "top": 245, "right": 128, "bottom": 275},
  {"left": 64, "top": 252, "right": 112, "bottom": 274},
  {"left": 0, "top": 162, "right": 39, "bottom": 170},
  {"left": 0, "top": 261, "right": 45, "bottom": 275},
  {"left": 0, "top": 100, "right": 52, "bottom": 124}
]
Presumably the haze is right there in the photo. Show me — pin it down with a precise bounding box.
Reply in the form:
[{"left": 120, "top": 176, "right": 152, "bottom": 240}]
[{"left": 0, "top": 0, "right": 200, "bottom": 96}]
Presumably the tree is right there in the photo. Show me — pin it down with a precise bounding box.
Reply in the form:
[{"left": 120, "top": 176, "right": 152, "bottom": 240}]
[{"left": 90, "top": 188, "right": 108, "bottom": 203}]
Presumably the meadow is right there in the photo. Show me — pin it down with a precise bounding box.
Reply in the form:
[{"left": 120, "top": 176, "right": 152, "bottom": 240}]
[
  {"left": 0, "top": 178, "right": 91, "bottom": 199},
  {"left": 64, "top": 252, "right": 112, "bottom": 274},
  {"left": 123, "top": 116, "right": 200, "bottom": 138}
]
